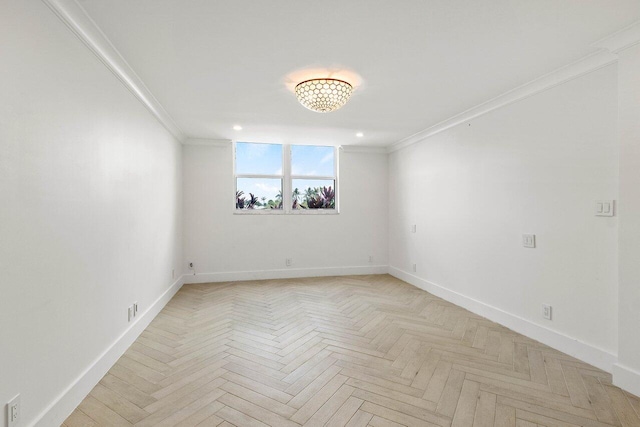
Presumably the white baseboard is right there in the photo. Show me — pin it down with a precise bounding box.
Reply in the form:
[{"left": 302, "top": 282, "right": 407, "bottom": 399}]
[
  {"left": 184, "top": 265, "right": 389, "bottom": 284},
  {"left": 388, "top": 266, "right": 617, "bottom": 373},
  {"left": 33, "top": 276, "right": 185, "bottom": 427},
  {"left": 613, "top": 363, "right": 640, "bottom": 397}
]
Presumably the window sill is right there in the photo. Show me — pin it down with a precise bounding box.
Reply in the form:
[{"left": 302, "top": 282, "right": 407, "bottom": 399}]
[
  {"left": 234, "top": 209, "right": 339, "bottom": 215},
  {"left": 290, "top": 209, "right": 339, "bottom": 215}
]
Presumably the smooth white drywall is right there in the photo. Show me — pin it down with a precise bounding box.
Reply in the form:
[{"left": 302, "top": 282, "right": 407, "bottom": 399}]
[
  {"left": 389, "top": 65, "right": 619, "bottom": 360},
  {"left": 616, "top": 43, "right": 640, "bottom": 393},
  {"left": 0, "top": 2, "right": 182, "bottom": 426},
  {"left": 182, "top": 145, "right": 388, "bottom": 278}
]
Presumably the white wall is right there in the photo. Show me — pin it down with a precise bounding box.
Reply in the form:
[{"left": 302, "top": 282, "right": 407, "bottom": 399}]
[
  {"left": 183, "top": 145, "right": 388, "bottom": 281},
  {"left": 0, "top": 2, "right": 182, "bottom": 426},
  {"left": 388, "top": 65, "right": 619, "bottom": 368},
  {"left": 615, "top": 43, "right": 640, "bottom": 395}
]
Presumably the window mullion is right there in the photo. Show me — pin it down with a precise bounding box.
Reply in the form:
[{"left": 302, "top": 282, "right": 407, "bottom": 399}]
[
  {"left": 283, "top": 144, "right": 292, "bottom": 213},
  {"left": 334, "top": 146, "right": 339, "bottom": 212},
  {"left": 237, "top": 174, "right": 282, "bottom": 179},
  {"left": 290, "top": 175, "right": 336, "bottom": 180}
]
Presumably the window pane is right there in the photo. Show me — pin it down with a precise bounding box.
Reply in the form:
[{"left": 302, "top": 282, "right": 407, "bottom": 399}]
[
  {"left": 292, "top": 179, "right": 335, "bottom": 209},
  {"left": 236, "top": 178, "right": 282, "bottom": 210},
  {"left": 235, "top": 142, "right": 283, "bottom": 175},
  {"left": 291, "top": 145, "right": 334, "bottom": 177}
]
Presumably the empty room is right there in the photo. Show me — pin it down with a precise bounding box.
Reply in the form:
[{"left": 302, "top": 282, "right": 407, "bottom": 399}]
[{"left": 3, "top": 1, "right": 640, "bottom": 426}]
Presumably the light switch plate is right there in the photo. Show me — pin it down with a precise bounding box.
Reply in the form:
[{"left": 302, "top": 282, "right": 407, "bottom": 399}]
[
  {"left": 595, "top": 200, "right": 615, "bottom": 217},
  {"left": 522, "top": 234, "right": 536, "bottom": 248}
]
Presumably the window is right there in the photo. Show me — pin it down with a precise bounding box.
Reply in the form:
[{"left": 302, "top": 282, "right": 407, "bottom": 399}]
[
  {"left": 234, "top": 142, "right": 283, "bottom": 210},
  {"left": 291, "top": 145, "right": 336, "bottom": 210},
  {"left": 234, "top": 142, "right": 338, "bottom": 213}
]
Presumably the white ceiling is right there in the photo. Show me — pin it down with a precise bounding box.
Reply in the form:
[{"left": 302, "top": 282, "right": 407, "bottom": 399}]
[{"left": 79, "top": 0, "right": 640, "bottom": 147}]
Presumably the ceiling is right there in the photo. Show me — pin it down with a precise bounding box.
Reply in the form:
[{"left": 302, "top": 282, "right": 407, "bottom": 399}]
[{"left": 79, "top": 0, "right": 640, "bottom": 147}]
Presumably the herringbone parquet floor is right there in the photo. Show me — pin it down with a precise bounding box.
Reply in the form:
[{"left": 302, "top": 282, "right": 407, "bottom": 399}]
[{"left": 63, "top": 275, "right": 640, "bottom": 427}]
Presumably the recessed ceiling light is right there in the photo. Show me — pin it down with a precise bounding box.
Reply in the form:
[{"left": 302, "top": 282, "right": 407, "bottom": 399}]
[
  {"left": 233, "top": 125, "right": 242, "bottom": 131},
  {"left": 356, "top": 132, "right": 364, "bottom": 137}
]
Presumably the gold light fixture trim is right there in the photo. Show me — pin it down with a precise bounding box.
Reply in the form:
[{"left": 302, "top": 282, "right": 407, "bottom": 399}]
[{"left": 295, "top": 78, "right": 353, "bottom": 113}]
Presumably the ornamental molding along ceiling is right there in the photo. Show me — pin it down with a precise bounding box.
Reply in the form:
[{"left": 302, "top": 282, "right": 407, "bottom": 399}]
[
  {"left": 387, "top": 20, "right": 640, "bottom": 153},
  {"left": 593, "top": 21, "right": 640, "bottom": 53},
  {"left": 42, "top": 0, "right": 639, "bottom": 152},
  {"left": 41, "top": 0, "right": 186, "bottom": 143},
  {"left": 183, "top": 138, "right": 232, "bottom": 147}
]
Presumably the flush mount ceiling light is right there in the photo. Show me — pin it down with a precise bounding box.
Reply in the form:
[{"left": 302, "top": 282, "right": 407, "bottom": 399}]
[{"left": 295, "top": 78, "right": 353, "bottom": 113}]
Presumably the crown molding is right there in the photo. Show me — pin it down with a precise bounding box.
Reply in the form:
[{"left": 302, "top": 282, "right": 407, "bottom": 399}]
[
  {"left": 41, "top": 0, "right": 186, "bottom": 142},
  {"left": 593, "top": 21, "right": 640, "bottom": 53},
  {"left": 388, "top": 50, "right": 617, "bottom": 153},
  {"left": 183, "top": 138, "right": 232, "bottom": 147},
  {"left": 340, "top": 145, "right": 388, "bottom": 154}
]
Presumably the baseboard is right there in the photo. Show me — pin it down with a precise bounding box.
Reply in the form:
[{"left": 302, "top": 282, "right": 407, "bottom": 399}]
[
  {"left": 613, "top": 363, "right": 640, "bottom": 397},
  {"left": 33, "top": 276, "right": 185, "bottom": 427},
  {"left": 388, "top": 266, "right": 617, "bottom": 373},
  {"left": 183, "top": 265, "right": 389, "bottom": 284}
]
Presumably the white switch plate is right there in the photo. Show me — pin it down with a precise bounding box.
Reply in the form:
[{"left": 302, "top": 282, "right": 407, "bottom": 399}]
[
  {"left": 595, "top": 200, "right": 615, "bottom": 217},
  {"left": 7, "top": 394, "right": 20, "bottom": 427},
  {"left": 522, "top": 234, "right": 536, "bottom": 248},
  {"left": 542, "top": 304, "right": 552, "bottom": 320}
]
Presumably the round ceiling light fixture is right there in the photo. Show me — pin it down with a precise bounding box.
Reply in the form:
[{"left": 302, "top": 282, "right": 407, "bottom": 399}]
[{"left": 295, "top": 78, "right": 353, "bottom": 113}]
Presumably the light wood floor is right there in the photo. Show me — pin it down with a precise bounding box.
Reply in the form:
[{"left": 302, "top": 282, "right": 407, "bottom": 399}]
[{"left": 63, "top": 275, "right": 640, "bottom": 427}]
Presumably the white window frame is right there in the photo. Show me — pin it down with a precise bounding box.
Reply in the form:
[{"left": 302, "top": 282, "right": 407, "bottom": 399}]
[{"left": 233, "top": 142, "right": 339, "bottom": 215}]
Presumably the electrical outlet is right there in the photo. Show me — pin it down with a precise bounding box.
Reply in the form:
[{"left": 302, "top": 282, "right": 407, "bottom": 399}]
[
  {"left": 7, "top": 394, "right": 20, "bottom": 427},
  {"left": 285, "top": 258, "right": 292, "bottom": 267},
  {"left": 412, "top": 263, "right": 417, "bottom": 272},
  {"left": 411, "top": 224, "right": 417, "bottom": 233},
  {"left": 133, "top": 302, "right": 138, "bottom": 317},
  {"left": 189, "top": 262, "right": 194, "bottom": 269},
  {"left": 172, "top": 269, "right": 175, "bottom": 280},
  {"left": 368, "top": 255, "right": 373, "bottom": 263},
  {"left": 128, "top": 306, "right": 133, "bottom": 322},
  {"left": 542, "top": 304, "right": 552, "bottom": 320},
  {"left": 522, "top": 234, "right": 536, "bottom": 248},
  {"left": 595, "top": 200, "right": 615, "bottom": 217}
]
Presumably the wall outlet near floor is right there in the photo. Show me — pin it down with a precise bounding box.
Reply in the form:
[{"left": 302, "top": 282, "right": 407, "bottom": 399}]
[
  {"left": 522, "top": 234, "right": 536, "bottom": 248},
  {"left": 172, "top": 269, "right": 175, "bottom": 280},
  {"left": 7, "top": 394, "right": 20, "bottom": 427},
  {"left": 128, "top": 305, "right": 133, "bottom": 322},
  {"left": 542, "top": 304, "right": 552, "bottom": 320},
  {"left": 412, "top": 263, "right": 417, "bottom": 272},
  {"left": 368, "top": 255, "right": 373, "bottom": 263},
  {"left": 133, "top": 302, "right": 138, "bottom": 317},
  {"left": 285, "top": 258, "right": 292, "bottom": 267},
  {"left": 595, "top": 200, "right": 615, "bottom": 217},
  {"left": 411, "top": 224, "right": 417, "bottom": 233}
]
